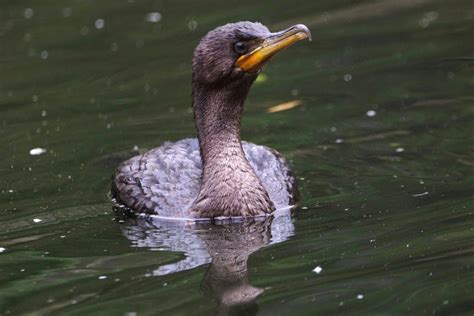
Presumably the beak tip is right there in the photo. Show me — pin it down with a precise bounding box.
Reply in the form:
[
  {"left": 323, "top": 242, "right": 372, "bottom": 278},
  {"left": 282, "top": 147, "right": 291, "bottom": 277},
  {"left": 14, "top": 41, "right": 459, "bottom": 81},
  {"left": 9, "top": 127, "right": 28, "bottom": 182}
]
[{"left": 294, "top": 24, "right": 312, "bottom": 41}]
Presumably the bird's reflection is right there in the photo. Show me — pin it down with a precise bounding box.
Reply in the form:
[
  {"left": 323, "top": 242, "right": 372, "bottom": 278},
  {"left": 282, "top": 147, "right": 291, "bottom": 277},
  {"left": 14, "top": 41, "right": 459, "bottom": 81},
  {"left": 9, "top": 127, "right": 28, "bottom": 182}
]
[{"left": 117, "top": 209, "right": 295, "bottom": 312}]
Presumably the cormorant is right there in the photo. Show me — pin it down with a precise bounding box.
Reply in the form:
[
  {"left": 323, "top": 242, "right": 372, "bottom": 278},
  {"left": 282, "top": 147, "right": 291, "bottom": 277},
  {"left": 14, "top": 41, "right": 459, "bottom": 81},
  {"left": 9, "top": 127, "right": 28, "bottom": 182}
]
[{"left": 113, "top": 22, "right": 311, "bottom": 219}]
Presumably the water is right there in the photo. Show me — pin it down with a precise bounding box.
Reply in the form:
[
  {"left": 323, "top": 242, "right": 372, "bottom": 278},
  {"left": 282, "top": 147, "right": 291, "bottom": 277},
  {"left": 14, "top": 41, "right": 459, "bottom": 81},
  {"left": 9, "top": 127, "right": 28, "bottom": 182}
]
[{"left": 1, "top": 0, "right": 473, "bottom": 314}]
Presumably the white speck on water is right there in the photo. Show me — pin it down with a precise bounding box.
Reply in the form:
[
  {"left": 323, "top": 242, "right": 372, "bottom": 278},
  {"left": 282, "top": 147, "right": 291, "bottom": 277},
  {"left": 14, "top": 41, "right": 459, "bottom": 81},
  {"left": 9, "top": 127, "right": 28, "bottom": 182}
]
[
  {"left": 395, "top": 147, "right": 404, "bottom": 153},
  {"left": 98, "top": 275, "right": 107, "bottom": 280},
  {"left": 188, "top": 19, "right": 198, "bottom": 31},
  {"left": 33, "top": 218, "right": 43, "bottom": 223},
  {"left": 343, "top": 74, "right": 352, "bottom": 82},
  {"left": 330, "top": 126, "right": 337, "bottom": 132},
  {"left": 162, "top": 282, "right": 168, "bottom": 287},
  {"left": 335, "top": 138, "right": 344, "bottom": 144},
  {"left": 40, "top": 50, "right": 48, "bottom": 59},
  {"left": 62, "top": 7, "right": 72, "bottom": 18},
  {"left": 357, "top": 294, "right": 364, "bottom": 300},
  {"left": 24, "top": 8, "right": 34, "bottom": 19},
  {"left": 146, "top": 12, "right": 162, "bottom": 23},
  {"left": 30, "top": 148, "right": 47, "bottom": 156},
  {"left": 443, "top": 300, "right": 449, "bottom": 305},
  {"left": 95, "top": 19, "right": 105, "bottom": 29},
  {"left": 41, "top": 110, "right": 47, "bottom": 117},
  {"left": 302, "top": 206, "right": 308, "bottom": 210},
  {"left": 124, "top": 312, "right": 137, "bottom": 316},
  {"left": 0, "top": 247, "right": 6, "bottom": 253},
  {"left": 7, "top": 189, "right": 14, "bottom": 193},
  {"left": 413, "top": 191, "right": 429, "bottom": 197},
  {"left": 313, "top": 266, "right": 323, "bottom": 274},
  {"left": 366, "top": 110, "right": 376, "bottom": 117},
  {"left": 406, "top": 243, "right": 410, "bottom": 248},
  {"left": 60, "top": 235, "right": 66, "bottom": 238}
]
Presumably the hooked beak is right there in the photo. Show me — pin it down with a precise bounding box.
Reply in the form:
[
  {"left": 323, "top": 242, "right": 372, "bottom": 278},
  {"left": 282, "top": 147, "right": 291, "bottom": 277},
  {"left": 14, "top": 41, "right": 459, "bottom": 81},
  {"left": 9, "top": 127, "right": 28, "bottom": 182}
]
[{"left": 235, "top": 24, "right": 311, "bottom": 73}]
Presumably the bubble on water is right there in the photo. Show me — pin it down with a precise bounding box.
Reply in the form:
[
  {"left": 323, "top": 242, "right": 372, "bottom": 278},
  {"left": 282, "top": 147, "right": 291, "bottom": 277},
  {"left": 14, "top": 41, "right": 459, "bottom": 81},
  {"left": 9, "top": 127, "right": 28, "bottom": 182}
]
[
  {"left": 188, "top": 19, "right": 198, "bottom": 31},
  {"left": 41, "top": 50, "right": 49, "bottom": 59},
  {"left": 335, "top": 138, "right": 344, "bottom": 144},
  {"left": 395, "top": 147, "right": 404, "bottom": 153},
  {"left": 146, "top": 12, "right": 162, "bottom": 23},
  {"left": 313, "top": 266, "right": 323, "bottom": 274},
  {"left": 62, "top": 7, "right": 72, "bottom": 18},
  {"left": 330, "top": 126, "right": 337, "bottom": 132},
  {"left": 24, "top": 8, "right": 34, "bottom": 19},
  {"left": 0, "top": 247, "right": 5, "bottom": 253},
  {"left": 95, "top": 19, "right": 105, "bottom": 29},
  {"left": 366, "top": 110, "right": 376, "bottom": 117},
  {"left": 41, "top": 110, "right": 47, "bottom": 117},
  {"left": 357, "top": 294, "right": 364, "bottom": 300},
  {"left": 30, "top": 148, "right": 47, "bottom": 156},
  {"left": 98, "top": 275, "right": 107, "bottom": 280},
  {"left": 343, "top": 74, "right": 352, "bottom": 82},
  {"left": 33, "top": 218, "right": 43, "bottom": 223}
]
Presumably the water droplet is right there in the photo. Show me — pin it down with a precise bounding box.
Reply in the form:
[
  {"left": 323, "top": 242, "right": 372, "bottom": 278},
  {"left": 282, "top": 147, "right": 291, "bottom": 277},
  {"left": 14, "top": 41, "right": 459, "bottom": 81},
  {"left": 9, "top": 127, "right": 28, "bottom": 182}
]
[
  {"left": 343, "top": 74, "right": 352, "bottom": 82},
  {"left": 395, "top": 147, "right": 404, "bottom": 153},
  {"left": 29, "top": 148, "right": 47, "bottom": 156},
  {"left": 313, "top": 266, "right": 322, "bottom": 274},
  {"left": 146, "top": 12, "right": 162, "bottom": 23},
  {"left": 33, "top": 218, "right": 43, "bottom": 223},
  {"left": 366, "top": 110, "right": 376, "bottom": 117},
  {"left": 95, "top": 19, "right": 105, "bottom": 29},
  {"left": 98, "top": 275, "right": 107, "bottom": 280},
  {"left": 40, "top": 50, "right": 49, "bottom": 59},
  {"left": 357, "top": 294, "right": 364, "bottom": 299},
  {"left": 335, "top": 138, "right": 344, "bottom": 144}
]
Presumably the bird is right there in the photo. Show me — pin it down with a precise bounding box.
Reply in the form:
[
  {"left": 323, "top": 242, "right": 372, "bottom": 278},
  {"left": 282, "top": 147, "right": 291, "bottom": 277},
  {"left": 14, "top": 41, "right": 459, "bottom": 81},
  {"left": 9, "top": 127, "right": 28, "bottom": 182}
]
[{"left": 112, "top": 21, "right": 311, "bottom": 219}]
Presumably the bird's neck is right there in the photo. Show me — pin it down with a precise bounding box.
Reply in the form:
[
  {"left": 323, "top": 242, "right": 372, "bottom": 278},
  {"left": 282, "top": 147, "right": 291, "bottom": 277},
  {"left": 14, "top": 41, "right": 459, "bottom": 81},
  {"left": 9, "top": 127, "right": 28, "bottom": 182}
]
[{"left": 191, "top": 80, "right": 275, "bottom": 217}]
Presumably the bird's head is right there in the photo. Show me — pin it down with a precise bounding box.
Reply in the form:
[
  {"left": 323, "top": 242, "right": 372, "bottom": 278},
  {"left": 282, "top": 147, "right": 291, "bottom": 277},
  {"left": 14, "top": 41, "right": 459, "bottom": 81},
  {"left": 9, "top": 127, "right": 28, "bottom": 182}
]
[{"left": 192, "top": 21, "right": 311, "bottom": 85}]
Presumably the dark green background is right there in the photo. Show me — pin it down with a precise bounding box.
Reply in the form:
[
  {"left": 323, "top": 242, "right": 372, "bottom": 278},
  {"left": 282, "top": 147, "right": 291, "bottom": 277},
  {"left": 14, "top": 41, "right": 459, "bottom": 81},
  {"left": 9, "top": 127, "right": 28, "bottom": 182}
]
[{"left": 1, "top": 0, "right": 473, "bottom": 314}]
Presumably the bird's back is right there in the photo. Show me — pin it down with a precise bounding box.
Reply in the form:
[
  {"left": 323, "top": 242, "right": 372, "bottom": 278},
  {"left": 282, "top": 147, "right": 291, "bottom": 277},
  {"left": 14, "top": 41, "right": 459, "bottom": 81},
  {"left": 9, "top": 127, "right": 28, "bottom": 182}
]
[{"left": 113, "top": 138, "right": 297, "bottom": 218}]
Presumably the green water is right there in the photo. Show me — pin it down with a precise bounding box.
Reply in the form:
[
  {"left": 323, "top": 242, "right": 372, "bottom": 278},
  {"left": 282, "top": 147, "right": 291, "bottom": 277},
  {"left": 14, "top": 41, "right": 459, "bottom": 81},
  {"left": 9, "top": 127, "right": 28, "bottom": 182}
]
[{"left": 1, "top": 0, "right": 473, "bottom": 314}]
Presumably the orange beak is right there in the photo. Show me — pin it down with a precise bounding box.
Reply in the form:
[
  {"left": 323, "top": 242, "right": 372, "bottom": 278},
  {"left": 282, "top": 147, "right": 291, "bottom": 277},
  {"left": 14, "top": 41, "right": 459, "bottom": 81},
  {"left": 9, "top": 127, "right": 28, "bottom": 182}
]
[{"left": 235, "top": 24, "right": 311, "bottom": 73}]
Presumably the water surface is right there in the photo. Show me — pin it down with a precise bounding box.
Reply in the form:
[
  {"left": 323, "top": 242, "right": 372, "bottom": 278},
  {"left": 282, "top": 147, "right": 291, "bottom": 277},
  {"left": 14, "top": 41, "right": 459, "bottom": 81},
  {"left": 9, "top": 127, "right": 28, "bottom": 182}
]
[{"left": 1, "top": 0, "right": 473, "bottom": 314}]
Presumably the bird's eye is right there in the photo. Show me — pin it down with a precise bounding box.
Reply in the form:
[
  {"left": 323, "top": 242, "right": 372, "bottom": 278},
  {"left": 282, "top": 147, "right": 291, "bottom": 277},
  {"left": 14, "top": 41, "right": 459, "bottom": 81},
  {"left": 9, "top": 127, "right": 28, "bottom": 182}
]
[{"left": 234, "top": 42, "right": 248, "bottom": 54}]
